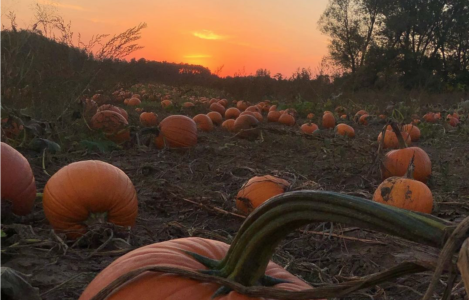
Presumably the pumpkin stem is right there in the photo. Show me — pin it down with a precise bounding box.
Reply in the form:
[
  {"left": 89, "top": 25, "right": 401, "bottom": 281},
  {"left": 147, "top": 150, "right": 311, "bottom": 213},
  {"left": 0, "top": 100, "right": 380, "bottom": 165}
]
[
  {"left": 389, "top": 121, "right": 408, "bottom": 148},
  {"left": 212, "top": 191, "right": 452, "bottom": 289}
]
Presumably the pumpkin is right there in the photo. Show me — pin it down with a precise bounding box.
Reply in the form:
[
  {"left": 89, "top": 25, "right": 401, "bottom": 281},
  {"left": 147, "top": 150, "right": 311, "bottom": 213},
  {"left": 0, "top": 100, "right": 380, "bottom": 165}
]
[
  {"left": 354, "top": 110, "right": 368, "bottom": 123},
  {"left": 434, "top": 112, "right": 441, "bottom": 120},
  {"left": 210, "top": 103, "right": 225, "bottom": 115},
  {"left": 155, "top": 115, "right": 197, "bottom": 149},
  {"left": 233, "top": 115, "right": 259, "bottom": 139},
  {"left": 340, "top": 114, "right": 347, "bottom": 120},
  {"left": 209, "top": 98, "right": 219, "bottom": 105},
  {"left": 236, "top": 101, "right": 249, "bottom": 111},
  {"left": 401, "top": 124, "right": 420, "bottom": 141},
  {"left": 1, "top": 142, "right": 36, "bottom": 215},
  {"left": 267, "top": 111, "right": 281, "bottom": 122},
  {"left": 358, "top": 114, "right": 370, "bottom": 125},
  {"left": 322, "top": 112, "right": 336, "bottom": 129},
  {"left": 132, "top": 94, "right": 141, "bottom": 99},
  {"left": 183, "top": 102, "right": 195, "bottom": 108},
  {"left": 224, "top": 108, "right": 241, "bottom": 119},
  {"left": 221, "top": 119, "right": 235, "bottom": 132},
  {"left": 381, "top": 147, "right": 431, "bottom": 183},
  {"left": 269, "top": 105, "right": 277, "bottom": 112},
  {"left": 334, "top": 124, "right": 355, "bottom": 138},
  {"left": 235, "top": 175, "right": 290, "bottom": 214},
  {"left": 161, "top": 100, "right": 173, "bottom": 109},
  {"left": 1, "top": 117, "right": 24, "bottom": 138},
  {"left": 377, "top": 131, "right": 411, "bottom": 149},
  {"left": 97, "top": 104, "right": 129, "bottom": 121},
  {"left": 193, "top": 114, "right": 214, "bottom": 132},
  {"left": 251, "top": 112, "right": 263, "bottom": 122},
  {"left": 378, "top": 114, "right": 387, "bottom": 120},
  {"left": 43, "top": 160, "right": 138, "bottom": 238},
  {"left": 306, "top": 113, "right": 315, "bottom": 120},
  {"left": 423, "top": 112, "right": 436, "bottom": 123},
  {"left": 218, "top": 99, "right": 228, "bottom": 107},
  {"left": 90, "top": 111, "right": 130, "bottom": 144},
  {"left": 278, "top": 113, "right": 295, "bottom": 126},
  {"left": 78, "top": 237, "right": 311, "bottom": 300},
  {"left": 245, "top": 106, "right": 261, "bottom": 113},
  {"left": 447, "top": 116, "right": 460, "bottom": 127},
  {"left": 207, "top": 112, "right": 223, "bottom": 126},
  {"left": 373, "top": 177, "right": 433, "bottom": 213},
  {"left": 300, "top": 123, "right": 319, "bottom": 134},
  {"left": 140, "top": 112, "right": 158, "bottom": 127},
  {"left": 127, "top": 98, "right": 141, "bottom": 106}
]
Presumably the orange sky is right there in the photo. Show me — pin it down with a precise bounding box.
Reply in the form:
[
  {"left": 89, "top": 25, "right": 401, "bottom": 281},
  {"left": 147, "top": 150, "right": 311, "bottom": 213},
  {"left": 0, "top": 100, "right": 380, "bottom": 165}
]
[{"left": 1, "top": 0, "right": 330, "bottom": 77}]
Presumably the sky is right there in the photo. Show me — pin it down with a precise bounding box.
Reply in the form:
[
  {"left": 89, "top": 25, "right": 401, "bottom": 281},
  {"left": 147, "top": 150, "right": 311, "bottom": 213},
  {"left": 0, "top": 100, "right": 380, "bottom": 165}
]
[{"left": 1, "top": 0, "right": 330, "bottom": 77}]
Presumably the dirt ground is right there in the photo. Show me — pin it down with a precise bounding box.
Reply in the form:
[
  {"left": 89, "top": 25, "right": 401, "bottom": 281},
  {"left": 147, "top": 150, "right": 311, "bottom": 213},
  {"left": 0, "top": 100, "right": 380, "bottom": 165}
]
[{"left": 2, "top": 115, "right": 469, "bottom": 300}]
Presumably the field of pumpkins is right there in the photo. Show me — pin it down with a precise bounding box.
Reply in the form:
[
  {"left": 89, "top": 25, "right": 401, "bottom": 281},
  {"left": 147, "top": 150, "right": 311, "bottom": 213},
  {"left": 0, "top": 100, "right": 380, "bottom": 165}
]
[{"left": 1, "top": 83, "right": 469, "bottom": 300}]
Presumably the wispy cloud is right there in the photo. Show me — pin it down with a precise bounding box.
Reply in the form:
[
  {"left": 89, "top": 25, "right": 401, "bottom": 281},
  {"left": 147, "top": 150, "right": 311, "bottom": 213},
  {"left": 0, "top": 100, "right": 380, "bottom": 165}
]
[
  {"left": 38, "top": 0, "right": 88, "bottom": 11},
  {"left": 193, "top": 30, "right": 228, "bottom": 40},
  {"left": 184, "top": 54, "right": 212, "bottom": 59}
]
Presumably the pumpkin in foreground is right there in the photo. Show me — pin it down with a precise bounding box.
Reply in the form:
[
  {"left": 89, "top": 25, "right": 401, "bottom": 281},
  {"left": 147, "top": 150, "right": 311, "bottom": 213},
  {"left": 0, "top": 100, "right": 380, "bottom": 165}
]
[
  {"left": 1, "top": 142, "right": 37, "bottom": 215},
  {"left": 78, "top": 237, "right": 311, "bottom": 300},
  {"left": 43, "top": 160, "right": 138, "bottom": 238}
]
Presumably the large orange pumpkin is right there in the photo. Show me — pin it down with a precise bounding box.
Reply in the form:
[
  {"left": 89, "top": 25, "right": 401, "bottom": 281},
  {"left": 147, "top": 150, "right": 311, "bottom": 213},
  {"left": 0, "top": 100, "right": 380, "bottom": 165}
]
[
  {"left": 278, "top": 113, "right": 295, "bottom": 126},
  {"left": 140, "top": 112, "right": 158, "bottom": 127},
  {"left": 233, "top": 115, "right": 259, "bottom": 139},
  {"left": 207, "top": 111, "right": 223, "bottom": 126},
  {"left": 1, "top": 142, "right": 37, "bottom": 215},
  {"left": 334, "top": 124, "right": 355, "bottom": 138},
  {"left": 300, "top": 123, "right": 319, "bottom": 134},
  {"left": 236, "top": 175, "right": 290, "bottom": 214},
  {"left": 43, "top": 160, "right": 138, "bottom": 238},
  {"left": 210, "top": 103, "right": 226, "bottom": 115},
  {"left": 381, "top": 147, "right": 431, "bottom": 183},
  {"left": 97, "top": 104, "right": 129, "bottom": 121},
  {"left": 79, "top": 237, "right": 311, "bottom": 300},
  {"left": 322, "top": 112, "right": 336, "bottom": 129},
  {"left": 225, "top": 108, "right": 241, "bottom": 119},
  {"left": 193, "top": 114, "right": 214, "bottom": 132},
  {"left": 373, "top": 177, "right": 433, "bottom": 213},
  {"left": 90, "top": 111, "right": 130, "bottom": 144},
  {"left": 155, "top": 115, "right": 198, "bottom": 149}
]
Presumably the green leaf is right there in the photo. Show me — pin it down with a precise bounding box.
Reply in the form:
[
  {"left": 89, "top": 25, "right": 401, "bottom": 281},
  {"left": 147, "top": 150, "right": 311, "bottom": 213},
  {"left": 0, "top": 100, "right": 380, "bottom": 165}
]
[
  {"left": 28, "top": 138, "right": 61, "bottom": 153},
  {"left": 1, "top": 230, "right": 6, "bottom": 238}
]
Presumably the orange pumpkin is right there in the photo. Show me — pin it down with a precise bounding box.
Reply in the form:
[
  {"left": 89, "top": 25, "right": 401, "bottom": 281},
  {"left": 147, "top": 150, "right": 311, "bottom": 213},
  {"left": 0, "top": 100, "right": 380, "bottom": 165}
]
[
  {"left": 423, "top": 112, "right": 436, "bottom": 123},
  {"left": 354, "top": 110, "right": 368, "bottom": 123},
  {"left": 340, "top": 114, "right": 347, "bottom": 120},
  {"left": 300, "top": 123, "right": 319, "bottom": 134},
  {"left": 251, "top": 112, "right": 263, "bottom": 122},
  {"left": 358, "top": 114, "right": 370, "bottom": 125},
  {"left": 210, "top": 103, "right": 225, "bottom": 115},
  {"left": 401, "top": 124, "right": 421, "bottom": 142},
  {"left": 233, "top": 115, "right": 259, "bottom": 139},
  {"left": 218, "top": 99, "right": 229, "bottom": 107},
  {"left": 236, "top": 175, "right": 290, "bottom": 214},
  {"left": 236, "top": 101, "right": 249, "bottom": 111},
  {"left": 306, "top": 113, "right": 315, "bottom": 120},
  {"left": 267, "top": 111, "right": 281, "bottom": 122},
  {"left": 278, "top": 113, "right": 295, "bottom": 126},
  {"left": 245, "top": 106, "right": 261, "bottom": 113},
  {"left": 381, "top": 147, "right": 431, "bottom": 183},
  {"left": 373, "top": 177, "right": 433, "bottom": 213},
  {"left": 322, "top": 112, "right": 336, "bottom": 129},
  {"left": 269, "top": 105, "right": 277, "bottom": 112},
  {"left": 43, "top": 160, "right": 138, "bottom": 239},
  {"left": 161, "top": 100, "right": 173, "bottom": 109},
  {"left": 209, "top": 98, "right": 219, "bottom": 105},
  {"left": 140, "top": 112, "right": 158, "bottom": 127},
  {"left": 183, "top": 102, "right": 195, "bottom": 108},
  {"left": 335, "top": 124, "right": 355, "bottom": 138},
  {"left": 193, "top": 114, "right": 214, "bottom": 132},
  {"left": 97, "top": 104, "right": 129, "bottom": 121},
  {"left": 221, "top": 119, "right": 235, "bottom": 132},
  {"left": 155, "top": 115, "right": 197, "bottom": 149},
  {"left": 377, "top": 131, "right": 411, "bottom": 149},
  {"left": 127, "top": 97, "right": 141, "bottom": 106},
  {"left": 132, "top": 93, "right": 141, "bottom": 99},
  {"left": 447, "top": 116, "right": 460, "bottom": 127},
  {"left": 79, "top": 237, "right": 311, "bottom": 300},
  {"left": 207, "top": 112, "right": 223, "bottom": 126},
  {"left": 1, "top": 142, "right": 36, "bottom": 215},
  {"left": 225, "top": 108, "right": 241, "bottom": 119},
  {"left": 90, "top": 111, "right": 130, "bottom": 144}
]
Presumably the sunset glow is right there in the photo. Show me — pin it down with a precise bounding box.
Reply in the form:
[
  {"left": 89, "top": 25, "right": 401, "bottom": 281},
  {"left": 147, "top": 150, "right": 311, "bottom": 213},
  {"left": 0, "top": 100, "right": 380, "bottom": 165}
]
[{"left": 1, "top": 0, "right": 330, "bottom": 77}]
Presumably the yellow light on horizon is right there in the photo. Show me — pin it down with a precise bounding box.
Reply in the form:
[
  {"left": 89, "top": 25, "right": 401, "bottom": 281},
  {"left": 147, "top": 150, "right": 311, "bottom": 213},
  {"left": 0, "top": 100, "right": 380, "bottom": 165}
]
[
  {"left": 193, "top": 30, "right": 228, "bottom": 40},
  {"left": 183, "top": 54, "right": 212, "bottom": 59}
]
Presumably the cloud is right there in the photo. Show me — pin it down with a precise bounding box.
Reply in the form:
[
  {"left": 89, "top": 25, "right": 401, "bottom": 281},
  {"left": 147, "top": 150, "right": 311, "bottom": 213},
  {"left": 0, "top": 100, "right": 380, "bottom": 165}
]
[
  {"left": 184, "top": 54, "right": 212, "bottom": 59},
  {"left": 38, "top": 0, "right": 87, "bottom": 11},
  {"left": 193, "top": 30, "right": 228, "bottom": 40}
]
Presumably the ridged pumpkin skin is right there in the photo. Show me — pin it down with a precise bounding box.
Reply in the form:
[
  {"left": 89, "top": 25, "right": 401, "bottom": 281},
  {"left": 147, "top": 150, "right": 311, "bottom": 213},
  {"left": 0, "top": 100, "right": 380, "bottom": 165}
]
[
  {"left": 278, "top": 113, "right": 295, "bottom": 126},
  {"left": 79, "top": 237, "right": 311, "bottom": 300},
  {"left": 1, "top": 143, "right": 37, "bottom": 215},
  {"left": 139, "top": 112, "right": 158, "bottom": 127},
  {"left": 155, "top": 115, "right": 197, "bottom": 149},
  {"left": 335, "top": 124, "right": 355, "bottom": 138},
  {"left": 193, "top": 114, "right": 214, "bottom": 132},
  {"left": 373, "top": 177, "right": 433, "bottom": 213},
  {"left": 207, "top": 111, "right": 223, "bottom": 126},
  {"left": 209, "top": 103, "right": 226, "bottom": 115},
  {"left": 402, "top": 124, "right": 420, "bottom": 141},
  {"left": 224, "top": 108, "right": 241, "bottom": 119},
  {"left": 43, "top": 160, "right": 138, "bottom": 238},
  {"left": 300, "top": 123, "right": 319, "bottom": 134},
  {"left": 382, "top": 147, "right": 431, "bottom": 183},
  {"left": 322, "top": 113, "right": 336, "bottom": 129},
  {"left": 236, "top": 175, "right": 290, "bottom": 214}
]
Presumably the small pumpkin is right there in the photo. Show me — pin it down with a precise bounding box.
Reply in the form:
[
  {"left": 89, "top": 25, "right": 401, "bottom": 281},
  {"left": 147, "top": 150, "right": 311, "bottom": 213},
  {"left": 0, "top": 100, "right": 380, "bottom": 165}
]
[
  {"left": 218, "top": 99, "right": 228, "bottom": 107},
  {"left": 193, "top": 114, "right": 214, "bottom": 132},
  {"left": 126, "top": 97, "right": 141, "bottom": 106},
  {"left": 269, "top": 105, "right": 277, "bottom": 112},
  {"left": 161, "top": 100, "right": 173, "bottom": 109},
  {"left": 358, "top": 114, "right": 370, "bottom": 125},
  {"left": 245, "top": 106, "right": 261, "bottom": 113},
  {"left": 278, "top": 113, "right": 295, "bottom": 126},
  {"left": 236, "top": 101, "right": 249, "bottom": 111},
  {"left": 235, "top": 175, "right": 290, "bottom": 214},
  {"left": 43, "top": 160, "right": 138, "bottom": 238},
  {"left": 306, "top": 113, "right": 315, "bottom": 120},
  {"left": 267, "top": 111, "right": 281, "bottom": 122},
  {"left": 140, "top": 112, "right": 158, "bottom": 127},
  {"left": 221, "top": 119, "right": 235, "bottom": 132},
  {"left": 373, "top": 177, "right": 433, "bottom": 213},
  {"left": 210, "top": 103, "right": 225, "bottom": 115},
  {"left": 334, "top": 123, "right": 355, "bottom": 138},
  {"left": 1, "top": 142, "right": 37, "bottom": 215},
  {"left": 155, "top": 115, "right": 197, "bottom": 149},
  {"left": 322, "top": 112, "right": 336, "bottom": 129},
  {"left": 224, "top": 108, "right": 241, "bottom": 119},
  {"left": 207, "top": 111, "right": 223, "bottom": 126},
  {"left": 423, "top": 112, "right": 436, "bottom": 123},
  {"left": 183, "top": 102, "right": 195, "bottom": 108},
  {"left": 354, "top": 110, "right": 368, "bottom": 123},
  {"left": 300, "top": 123, "right": 319, "bottom": 134}
]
